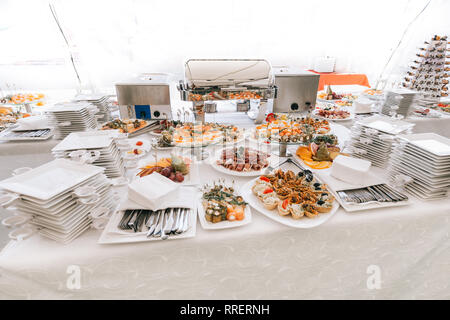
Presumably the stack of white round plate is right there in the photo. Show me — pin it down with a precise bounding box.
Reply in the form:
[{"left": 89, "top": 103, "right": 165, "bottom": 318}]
[
  {"left": 388, "top": 133, "right": 450, "bottom": 200},
  {"left": 0, "top": 159, "right": 116, "bottom": 243},
  {"left": 52, "top": 131, "right": 126, "bottom": 178},
  {"left": 347, "top": 115, "right": 415, "bottom": 168},
  {"left": 72, "top": 94, "right": 112, "bottom": 123},
  {"left": 44, "top": 102, "right": 99, "bottom": 139}
]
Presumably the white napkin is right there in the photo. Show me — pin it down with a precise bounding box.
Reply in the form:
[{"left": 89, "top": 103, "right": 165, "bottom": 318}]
[
  {"left": 13, "top": 116, "right": 50, "bottom": 131},
  {"left": 127, "top": 172, "right": 179, "bottom": 209},
  {"left": 316, "top": 167, "right": 386, "bottom": 191},
  {"left": 120, "top": 186, "right": 196, "bottom": 211}
]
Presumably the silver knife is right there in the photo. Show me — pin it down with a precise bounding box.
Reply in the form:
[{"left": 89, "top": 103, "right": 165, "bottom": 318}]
[
  {"left": 175, "top": 209, "right": 186, "bottom": 234},
  {"left": 150, "top": 210, "right": 163, "bottom": 237},
  {"left": 181, "top": 209, "right": 190, "bottom": 233},
  {"left": 164, "top": 208, "right": 174, "bottom": 235},
  {"left": 171, "top": 208, "right": 180, "bottom": 233}
]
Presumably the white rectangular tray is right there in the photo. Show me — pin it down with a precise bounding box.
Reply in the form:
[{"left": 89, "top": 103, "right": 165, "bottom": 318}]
[{"left": 98, "top": 207, "right": 197, "bottom": 244}]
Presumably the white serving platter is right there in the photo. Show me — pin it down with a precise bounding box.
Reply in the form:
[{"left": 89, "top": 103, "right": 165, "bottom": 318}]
[
  {"left": 98, "top": 207, "right": 197, "bottom": 244},
  {"left": 239, "top": 160, "right": 340, "bottom": 229},
  {"left": 240, "top": 178, "right": 339, "bottom": 228}
]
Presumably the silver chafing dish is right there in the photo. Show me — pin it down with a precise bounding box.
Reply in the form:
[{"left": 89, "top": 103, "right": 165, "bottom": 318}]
[{"left": 177, "top": 59, "right": 277, "bottom": 124}]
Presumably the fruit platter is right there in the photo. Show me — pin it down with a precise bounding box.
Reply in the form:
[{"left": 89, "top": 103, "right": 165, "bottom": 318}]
[
  {"left": 136, "top": 154, "right": 192, "bottom": 183},
  {"left": 197, "top": 181, "right": 251, "bottom": 230},
  {"left": 241, "top": 165, "right": 339, "bottom": 228},
  {"left": 210, "top": 146, "right": 274, "bottom": 177},
  {"left": 317, "top": 86, "right": 358, "bottom": 102},
  {"left": 295, "top": 134, "right": 348, "bottom": 170}
]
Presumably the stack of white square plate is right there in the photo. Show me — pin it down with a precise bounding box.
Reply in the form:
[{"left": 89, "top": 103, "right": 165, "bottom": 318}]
[
  {"left": 347, "top": 115, "right": 415, "bottom": 168},
  {"left": 52, "top": 131, "right": 126, "bottom": 178},
  {"left": 0, "top": 159, "right": 116, "bottom": 243},
  {"left": 388, "top": 133, "right": 450, "bottom": 200},
  {"left": 72, "top": 94, "right": 112, "bottom": 123},
  {"left": 44, "top": 102, "right": 99, "bottom": 139}
]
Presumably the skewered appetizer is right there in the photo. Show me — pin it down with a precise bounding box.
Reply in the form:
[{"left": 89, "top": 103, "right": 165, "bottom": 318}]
[
  {"left": 252, "top": 169, "right": 334, "bottom": 219},
  {"left": 136, "top": 155, "right": 190, "bottom": 183},
  {"left": 216, "top": 146, "right": 270, "bottom": 172},
  {"left": 202, "top": 183, "right": 247, "bottom": 223},
  {"left": 101, "top": 119, "right": 148, "bottom": 134}
]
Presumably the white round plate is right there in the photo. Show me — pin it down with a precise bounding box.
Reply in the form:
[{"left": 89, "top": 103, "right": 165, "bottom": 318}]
[
  {"left": 197, "top": 195, "right": 252, "bottom": 230},
  {"left": 155, "top": 145, "right": 175, "bottom": 151},
  {"left": 208, "top": 147, "right": 277, "bottom": 177},
  {"left": 127, "top": 138, "right": 151, "bottom": 152},
  {"left": 240, "top": 177, "right": 339, "bottom": 228},
  {"left": 148, "top": 130, "right": 162, "bottom": 137}
]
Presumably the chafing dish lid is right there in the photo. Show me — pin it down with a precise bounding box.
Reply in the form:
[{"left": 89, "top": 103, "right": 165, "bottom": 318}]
[{"left": 184, "top": 59, "right": 274, "bottom": 88}]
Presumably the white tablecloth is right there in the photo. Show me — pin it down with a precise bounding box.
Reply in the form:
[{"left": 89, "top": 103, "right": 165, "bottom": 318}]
[{"left": 0, "top": 125, "right": 449, "bottom": 299}]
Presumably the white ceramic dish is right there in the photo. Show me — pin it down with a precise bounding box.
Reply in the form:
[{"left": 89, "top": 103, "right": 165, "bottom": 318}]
[{"left": 196, "top": 194, "right": 252, "bottom": 230}]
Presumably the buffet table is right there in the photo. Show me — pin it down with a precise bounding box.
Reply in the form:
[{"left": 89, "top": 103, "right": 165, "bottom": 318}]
[{"left": 0, "top": 124, "right": 449, "bottom": 300}]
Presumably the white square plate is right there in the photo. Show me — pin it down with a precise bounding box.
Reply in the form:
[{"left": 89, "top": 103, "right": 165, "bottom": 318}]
[
  {"left": 197, "top": 194, "right": 252, "bottom": 230},
  {"left": 0, "top": 159, "right": 104, "bottom": 200}
]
